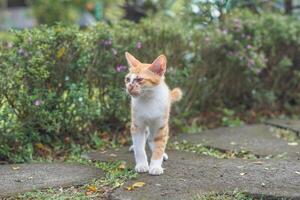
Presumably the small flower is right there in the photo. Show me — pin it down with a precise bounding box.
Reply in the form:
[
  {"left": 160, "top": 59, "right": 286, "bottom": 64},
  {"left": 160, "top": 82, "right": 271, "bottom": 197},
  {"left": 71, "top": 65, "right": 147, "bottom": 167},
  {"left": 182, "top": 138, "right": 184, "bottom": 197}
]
[
  {"left": 65, "top": 76, "right": 70, "bottom": 81},
  {"left": 18, "top": 48, "right": 28, "bottom": 57},
  {"left": 136, "top": 41, "right": 142, "bottom": 49},
  {"left": 233, "top": 18, "right": 241, "bottom": 25},
  {"left": 101, "top": 39, "right": 112, "bottom": 47},
  {"left": 222, "top": 29, "right": 228, "bottom": 34},
  {"left": 247, "top": 59, "right": 255, "bottom": 67},
  {"left": 254, "top": 68, "right": 262, "bottom": 75},
  {"left": 112, "top": 48, "right": 118, "bottom": 55},
  {"left": 246, "top": 45, "right": 253, "bottom": 49},
  {"left": 115, "top": 65, "right": 127, "bottom": 72},
  {"left": 4, "top": 42, "right": 13, "bottom": 49},
  {"left": 204, "top": 37, "right": 210, "bottom": 43},
  {"left": 34, "top": 99, "right": 42, "bottom": 106},
  {"left": 78, "top": 97, "right": 83, "bottom": 102}
]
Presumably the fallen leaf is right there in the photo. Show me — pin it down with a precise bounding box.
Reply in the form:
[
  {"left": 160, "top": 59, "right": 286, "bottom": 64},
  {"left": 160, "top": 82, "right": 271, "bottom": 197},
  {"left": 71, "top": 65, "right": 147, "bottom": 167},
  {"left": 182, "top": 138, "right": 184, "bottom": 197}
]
[
  {"left": 118, "top": 136, "right": 127, "bottom": 145},
  {"left": 35, "top": 143, "right": 44, "bottom": 149},
  {"left": 118, "top": 162, "right": 126, "bottom": 170},
  {"left": 252, "top": 161, "right": 264, "bottom": 165},
  {"left": 230, "top": 142, "right": 237, "bottom": 145},
  {"left": 288, "top": 142, "right": 298, "bottom": 146},
  {"left": 240, "top": 172, "right": 247, "bottom": 176},
  {"left": 261, "top": 182, "right": 266, "bottom": 187},
  {"left": 109, "top": 153, "right": 117, "bottom": 157},
  {"left": 132, "top": 182, "right": 145, "bottom": 188},
  {"left": 56, "top": 47, "right": 65, "bottom": 58},
  {"left": 125, "top": 186, "right": 133, "bottom": 191},
  {"left": 295, "top": 171, "right": 300, "bottom": 175},
  {"left": 125, "top": 182, "right": 146, "bottom": 191},
  {"left": 12, "top": 166, "right": 20, "bottom": 170},
  {"left": 85, "top": 185, "right": 97, "bottom": 195}
]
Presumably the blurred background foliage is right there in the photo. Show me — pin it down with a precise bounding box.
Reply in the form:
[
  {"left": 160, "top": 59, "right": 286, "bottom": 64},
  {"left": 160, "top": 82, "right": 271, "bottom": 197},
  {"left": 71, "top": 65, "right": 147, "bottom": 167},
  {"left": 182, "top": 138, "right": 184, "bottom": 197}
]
[{"left": 1, "top": 0, "right": 300, "bottom": 162}]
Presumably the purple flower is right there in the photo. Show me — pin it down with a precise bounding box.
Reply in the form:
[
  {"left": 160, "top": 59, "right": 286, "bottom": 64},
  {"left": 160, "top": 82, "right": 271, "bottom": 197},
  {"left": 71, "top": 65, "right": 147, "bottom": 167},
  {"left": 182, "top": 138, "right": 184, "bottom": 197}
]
[
  {"left": 222, "top": 29, "right": 228, "bottom": 34},
  {"left": 101, "top": 39, "right": 112, "bottom": 47},
  {"left": 247, "top": 59, "right": 255, "bottom": 67},
  {"left": 18, "top": 48, "right": 28, "bottom": 56},
  {"left": 34, "top": 99, "right": 42, "bottom": 106},
  {"left": 204, "top": 37, "right": 210, "bottom": 43},
  {"left": 233, "top": 18, "right": 241, "bottom": 25},
  {"left": 254, "top": 68, "right": 262, "bottom": 75},
  {"left": 115, "top": 65, "right": 127, "bottom": 72},
  {"left": 246, "top": 45, "right": 253, "bottom": 49},
  {"left": 136, "top": 41, "right": 142, "bottom": 49}
]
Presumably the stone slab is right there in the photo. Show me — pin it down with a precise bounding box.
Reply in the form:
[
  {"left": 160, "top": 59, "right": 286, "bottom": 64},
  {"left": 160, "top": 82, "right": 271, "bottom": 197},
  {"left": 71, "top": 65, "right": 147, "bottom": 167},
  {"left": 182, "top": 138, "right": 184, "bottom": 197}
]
[
  {"left": 84, "top": 148, "right": 300, "bottom": 200},
  {"left": 0, "top": 163, "right": 103, "bottom": 197},
  {"left": 173, "top": 124, "right": 300, "bottom": 159},
  {"left": 266, "top": 119, "right": 300, "bottom": 135}
]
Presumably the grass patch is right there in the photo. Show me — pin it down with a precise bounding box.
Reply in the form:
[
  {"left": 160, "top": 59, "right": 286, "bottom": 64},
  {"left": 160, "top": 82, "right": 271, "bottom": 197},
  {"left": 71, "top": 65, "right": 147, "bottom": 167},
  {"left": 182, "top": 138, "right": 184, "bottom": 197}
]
[
  {"left": 169, "top": 140, "right": 258, "bottom": 159},
  {"left": 193, "top": 191, "right": 267, "bottom": 200},
  {"left": 9, "top": 150, "right": 136, "bottom": 200}
]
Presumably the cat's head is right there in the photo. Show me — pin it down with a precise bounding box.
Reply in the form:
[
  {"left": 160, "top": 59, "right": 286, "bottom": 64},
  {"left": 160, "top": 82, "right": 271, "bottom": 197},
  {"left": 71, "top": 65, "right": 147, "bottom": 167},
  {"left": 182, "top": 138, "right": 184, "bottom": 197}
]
[{"left": 124, "top": 52, "right": 167, "bottom": 97}]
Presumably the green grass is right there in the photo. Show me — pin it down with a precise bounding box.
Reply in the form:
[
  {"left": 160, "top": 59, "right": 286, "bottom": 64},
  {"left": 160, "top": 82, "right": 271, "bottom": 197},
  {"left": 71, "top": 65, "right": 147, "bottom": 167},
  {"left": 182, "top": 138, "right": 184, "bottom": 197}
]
[
  {"left": 9, "top": 151, "right": 136, "bottom": 200},
  {"left": 194, "top": 191, "right": 259, "bottom": 200},
  {"left": 169, "top": 140, "right": 258, "bottom": 159}
]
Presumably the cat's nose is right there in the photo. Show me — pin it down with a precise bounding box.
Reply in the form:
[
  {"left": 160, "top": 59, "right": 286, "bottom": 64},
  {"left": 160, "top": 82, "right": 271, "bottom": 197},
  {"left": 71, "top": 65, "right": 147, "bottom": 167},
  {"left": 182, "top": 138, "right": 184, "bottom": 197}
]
[{"left": 128, "top": 84, "right": 134, "bottom": 92}]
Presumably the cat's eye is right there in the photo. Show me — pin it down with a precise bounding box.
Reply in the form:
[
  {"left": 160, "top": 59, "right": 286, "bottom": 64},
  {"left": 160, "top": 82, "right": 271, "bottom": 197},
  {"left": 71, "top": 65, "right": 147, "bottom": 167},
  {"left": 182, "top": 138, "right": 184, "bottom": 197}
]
[
  {"left": 126, "top": 77, "right": 130, "bottom": 82},
  {"left": 136, "top": 77, "right": 144, "bottom": 82}
]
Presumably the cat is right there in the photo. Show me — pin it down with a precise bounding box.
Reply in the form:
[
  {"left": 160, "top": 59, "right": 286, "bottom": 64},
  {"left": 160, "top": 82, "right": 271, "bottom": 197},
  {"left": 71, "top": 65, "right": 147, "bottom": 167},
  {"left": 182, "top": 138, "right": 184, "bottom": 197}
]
[{"left": 124, "top": 52, "right": 182, "bottom": 175}]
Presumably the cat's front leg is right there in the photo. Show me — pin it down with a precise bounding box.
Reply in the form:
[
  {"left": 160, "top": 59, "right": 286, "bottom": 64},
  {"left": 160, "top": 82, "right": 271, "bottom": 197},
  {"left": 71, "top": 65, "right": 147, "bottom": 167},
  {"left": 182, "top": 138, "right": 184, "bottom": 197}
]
[
  {"left": 149, "top": 125, "right": 169, "bottom": 175},
  {"left": 131, "top": 124, "right": 149, "bottom": 173}
]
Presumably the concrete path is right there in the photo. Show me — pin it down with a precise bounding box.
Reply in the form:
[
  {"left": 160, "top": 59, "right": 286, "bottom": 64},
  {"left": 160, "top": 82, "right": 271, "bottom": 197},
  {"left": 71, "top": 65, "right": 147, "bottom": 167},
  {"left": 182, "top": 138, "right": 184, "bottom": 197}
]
[
  {"left": 266, "top": 119, "right": 300, "bottom": 135},
  {"left": 172, "top": 124, "right": 300, "bottom": 159},
  {"left": 0, "top": 163, "right": 103, "bottom": 197},
  {"left": 2, "top": 119, "right": 299, "bottom": 198},
  {"left": 83, "top": 148, "right": 300, "bottom": 200}
]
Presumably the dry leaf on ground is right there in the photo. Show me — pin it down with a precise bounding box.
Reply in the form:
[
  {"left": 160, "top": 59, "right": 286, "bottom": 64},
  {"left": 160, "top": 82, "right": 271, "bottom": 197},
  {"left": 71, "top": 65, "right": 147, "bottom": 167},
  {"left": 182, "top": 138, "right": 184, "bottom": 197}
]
[{"left": 125, "top": 182, "right": 146, "bottom": 191}]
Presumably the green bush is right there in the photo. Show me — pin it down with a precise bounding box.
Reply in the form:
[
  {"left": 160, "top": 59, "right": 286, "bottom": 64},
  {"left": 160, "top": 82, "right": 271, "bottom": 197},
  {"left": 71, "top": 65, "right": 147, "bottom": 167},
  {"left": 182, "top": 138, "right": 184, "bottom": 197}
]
[
  {"left": 0, "top": 20, "right": 188, "bottom": 162},
  {"left": 1, "top": 10, "right": 300, "bottom": 162},
  {"left": 183, "top": 10, "right": 300, "bottom": 113}
]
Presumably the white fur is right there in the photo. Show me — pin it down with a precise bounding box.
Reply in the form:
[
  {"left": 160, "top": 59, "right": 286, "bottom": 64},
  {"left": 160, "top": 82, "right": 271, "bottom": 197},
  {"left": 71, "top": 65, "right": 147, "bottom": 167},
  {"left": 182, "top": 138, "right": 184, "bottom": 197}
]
[
  {"left": 131, "top": 81, "right": 170, "bottom": 175},
  {"left": 149, "top": 158, "right": 164, "bottom": 175},
  {"left": 132, "top": 132, "right": 149, "bottom": 173}
]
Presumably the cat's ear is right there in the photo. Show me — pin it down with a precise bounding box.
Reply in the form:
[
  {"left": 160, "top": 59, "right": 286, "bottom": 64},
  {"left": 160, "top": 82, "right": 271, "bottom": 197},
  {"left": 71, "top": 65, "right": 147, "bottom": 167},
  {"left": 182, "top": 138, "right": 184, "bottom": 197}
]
[
  {"left": 125, "top": 52, "right": 141, "bottom": 68},
  {"left": 149, "top": 55, "right": 167, "bottom": 76}
]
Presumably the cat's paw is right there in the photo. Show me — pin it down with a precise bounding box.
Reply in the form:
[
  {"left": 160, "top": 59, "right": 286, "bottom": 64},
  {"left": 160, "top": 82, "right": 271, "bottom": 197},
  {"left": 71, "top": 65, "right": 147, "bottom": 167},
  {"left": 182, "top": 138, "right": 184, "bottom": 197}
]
[
  {"left": 163, "top": 153, "right": 168, "bottom": 161},
  {"left": 135, "top": 164, "right": 149, "bottom": 173},
  {"left": 149, "top": 166, "right": 164, "bottom": 176}
]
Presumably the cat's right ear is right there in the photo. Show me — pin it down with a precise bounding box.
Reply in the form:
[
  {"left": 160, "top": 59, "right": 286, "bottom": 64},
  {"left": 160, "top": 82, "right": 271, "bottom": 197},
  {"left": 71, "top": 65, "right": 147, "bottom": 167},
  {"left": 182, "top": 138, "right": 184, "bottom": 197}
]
[{"left": 125, "top": 52, "right": 140, "bottom": 68}]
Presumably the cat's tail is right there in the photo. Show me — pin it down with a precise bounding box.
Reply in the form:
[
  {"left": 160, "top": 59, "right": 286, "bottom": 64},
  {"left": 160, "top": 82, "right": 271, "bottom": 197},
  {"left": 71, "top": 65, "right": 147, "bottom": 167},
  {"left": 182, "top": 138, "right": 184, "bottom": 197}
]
[{"left": 170, "top": 88, "right": 183, "bottom": 103}]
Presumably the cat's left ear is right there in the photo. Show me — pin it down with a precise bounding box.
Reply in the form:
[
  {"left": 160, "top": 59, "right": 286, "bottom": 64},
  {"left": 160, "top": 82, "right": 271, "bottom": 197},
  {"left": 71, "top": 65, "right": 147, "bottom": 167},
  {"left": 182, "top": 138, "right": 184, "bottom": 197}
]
[
  {"left": 149, "top": 55, "right": 167, "bottom": 76},
  {"left": 125, "top": 52, "right": 141, "bottom": 68}
]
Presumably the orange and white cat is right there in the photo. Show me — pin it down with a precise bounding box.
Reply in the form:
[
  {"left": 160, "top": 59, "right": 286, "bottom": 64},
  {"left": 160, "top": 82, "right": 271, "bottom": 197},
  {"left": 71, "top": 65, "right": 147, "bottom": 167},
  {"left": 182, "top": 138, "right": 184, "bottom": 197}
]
[{"left": 125, "top": 52, "right": 182, "bottom": 175}]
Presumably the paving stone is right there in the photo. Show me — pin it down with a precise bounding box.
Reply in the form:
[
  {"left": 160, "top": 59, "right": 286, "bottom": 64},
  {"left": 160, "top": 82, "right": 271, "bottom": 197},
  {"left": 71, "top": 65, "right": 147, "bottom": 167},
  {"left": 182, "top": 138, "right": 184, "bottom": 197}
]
[
  {"left": 84, "top": 148, "right": 300, "bottom": 200},
  {"left": 173, "top": 124, "right": 300, "bottom": 159},
  {"left": 0, "top": 163, "right": 103, "bottom": 197},
  {"left": 265, "top": 119, "right": 300, "bottom": 135}
]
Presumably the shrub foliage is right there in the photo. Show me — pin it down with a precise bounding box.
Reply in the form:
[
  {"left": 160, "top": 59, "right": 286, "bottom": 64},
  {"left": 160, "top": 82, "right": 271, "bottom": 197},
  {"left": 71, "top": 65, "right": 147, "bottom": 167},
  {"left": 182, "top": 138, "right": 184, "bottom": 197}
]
[{"left": 1, "top": 10, "right": 300, "bottom": 162}]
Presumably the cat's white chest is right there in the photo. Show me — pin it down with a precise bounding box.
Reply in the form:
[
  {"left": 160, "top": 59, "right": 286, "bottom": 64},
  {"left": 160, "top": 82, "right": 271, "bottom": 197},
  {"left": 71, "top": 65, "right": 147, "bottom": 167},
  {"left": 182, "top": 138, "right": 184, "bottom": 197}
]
[{"left": 132, "top": 83, "right": 169, "bottom": 124}]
